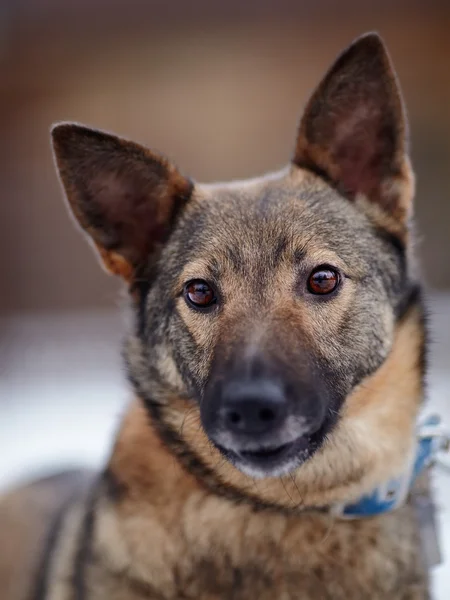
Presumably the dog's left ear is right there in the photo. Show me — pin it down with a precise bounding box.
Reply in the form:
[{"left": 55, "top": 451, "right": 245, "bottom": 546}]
[
  {"left": 294, "top": 33, "right": 413, "bottom": 225},
  {"left": 51, "top": 124, "right": 193, "bottom": 281}
]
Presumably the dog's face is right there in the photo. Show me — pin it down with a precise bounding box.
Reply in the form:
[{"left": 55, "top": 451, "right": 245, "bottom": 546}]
[
  {"left": 153, "top": 174, "right": 407, "bottom": 480},
  {"left": 52, "top": 34, "right": 422, "bottom": 505}
]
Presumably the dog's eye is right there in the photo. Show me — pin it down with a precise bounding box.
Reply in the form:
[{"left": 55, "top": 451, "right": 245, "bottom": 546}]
[
  {"left": 307, "top": 267, "right": 339, "bottom": 295},
  {"left": 184, "top": 280, "right": 217, "bottom": 309}
]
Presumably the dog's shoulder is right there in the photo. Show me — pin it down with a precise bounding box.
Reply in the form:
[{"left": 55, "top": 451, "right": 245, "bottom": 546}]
[{"left": 0, "top": 470, "right": 94, "bottom": 600}]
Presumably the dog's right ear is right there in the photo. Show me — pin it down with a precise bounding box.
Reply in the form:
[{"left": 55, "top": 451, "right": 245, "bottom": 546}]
[{"left": 51, "top": 124, "right": 193, "bottom": 281}]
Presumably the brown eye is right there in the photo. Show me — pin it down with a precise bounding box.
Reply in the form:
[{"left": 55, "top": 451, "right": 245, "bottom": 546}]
[
  {"left": 307, "top": 267, "right": 340, "bottom": 295},
  {"left": 184, "top": 279, "right": 217, "bottom": 309}
]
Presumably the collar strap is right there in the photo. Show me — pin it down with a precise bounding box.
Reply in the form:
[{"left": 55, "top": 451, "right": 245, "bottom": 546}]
[{"left": 331, "top": 415, "right": 449, "bottom": 519}]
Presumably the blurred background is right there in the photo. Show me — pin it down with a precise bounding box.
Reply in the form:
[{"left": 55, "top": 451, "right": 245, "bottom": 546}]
[{"left": 1, "top": 0, "right": 449, "bottom": 597}]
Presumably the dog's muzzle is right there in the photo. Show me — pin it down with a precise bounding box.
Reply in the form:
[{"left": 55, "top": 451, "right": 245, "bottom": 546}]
[{"left": 201, "top": 376, "right": 326, "bottom": 478}]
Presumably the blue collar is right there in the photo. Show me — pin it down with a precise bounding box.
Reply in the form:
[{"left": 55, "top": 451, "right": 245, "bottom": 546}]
[{"left": 332, "top": 415, "right": 449, "bottom": 519}]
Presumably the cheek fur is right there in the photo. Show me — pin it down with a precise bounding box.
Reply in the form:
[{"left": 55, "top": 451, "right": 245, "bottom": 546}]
[
  {"left": 155, "top": 345, "right": 186, "bottom": 393},
  {"left": 170, "top": 302, "right": 218, "bottom": 392},
  {"left": 177, "top": 298, "right": 219, "bottom": 349}
]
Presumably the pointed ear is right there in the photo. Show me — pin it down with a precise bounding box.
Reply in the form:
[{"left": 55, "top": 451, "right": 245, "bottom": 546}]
[
  {"left": 294, "top": 33, "right": 413, "bottom": 225},
  {"left": 51, "top": 124, "right": 193, "bottom": 281}
]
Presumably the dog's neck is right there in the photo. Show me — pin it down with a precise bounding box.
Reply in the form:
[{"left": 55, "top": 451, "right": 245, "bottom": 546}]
[{"left": 108, "top": 304, "right": 425, "bottom": 514}]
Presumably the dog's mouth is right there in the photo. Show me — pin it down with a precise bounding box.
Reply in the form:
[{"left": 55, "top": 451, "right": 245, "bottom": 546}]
[
  {"left": 241, "top": 442, "right": 293, "bottom": 460},
  {"left": 214, "top": 435, "right": 311, "bottom": 478}
]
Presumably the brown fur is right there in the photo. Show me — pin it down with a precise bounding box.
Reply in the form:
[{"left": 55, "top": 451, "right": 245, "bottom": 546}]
[{"left": 0, "top": 32, "right": 431, "bottom": 599}]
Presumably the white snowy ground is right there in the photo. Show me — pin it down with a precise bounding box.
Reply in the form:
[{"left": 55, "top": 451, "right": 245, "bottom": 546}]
[{"left": 0, "top": 295, "right": 449, "bottom": 597}]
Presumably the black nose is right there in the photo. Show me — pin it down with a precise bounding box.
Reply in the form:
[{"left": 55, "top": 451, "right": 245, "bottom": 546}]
[{"left": 220, "top": 380, "right": 287, "bottom": 435}]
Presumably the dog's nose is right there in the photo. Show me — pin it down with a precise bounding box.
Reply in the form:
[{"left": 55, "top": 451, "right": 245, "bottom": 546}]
[{"left": 220, "top": 380, "right": 287, "bottom": 435}]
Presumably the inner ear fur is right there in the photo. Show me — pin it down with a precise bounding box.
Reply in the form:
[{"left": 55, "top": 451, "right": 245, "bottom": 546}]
[
  {"left": 294, "top": 33, "right": 414, "bottom": 227},
  {"left": 51, "top": 123, "right": 193, "bottom": 281}
]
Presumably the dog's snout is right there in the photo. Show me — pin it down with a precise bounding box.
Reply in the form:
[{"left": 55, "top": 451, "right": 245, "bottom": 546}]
[{"left": 220, "top": 381, "right": 287, "bottom": 435}]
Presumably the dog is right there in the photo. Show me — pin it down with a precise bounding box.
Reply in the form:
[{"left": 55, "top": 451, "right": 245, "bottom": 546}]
[{"left": 0, "top": 32, "right": 431, "bottom": 599}]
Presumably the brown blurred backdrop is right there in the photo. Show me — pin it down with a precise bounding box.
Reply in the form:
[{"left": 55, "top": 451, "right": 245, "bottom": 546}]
[{"left": 1, "top": 0, "right": 450, "bottom": 313}]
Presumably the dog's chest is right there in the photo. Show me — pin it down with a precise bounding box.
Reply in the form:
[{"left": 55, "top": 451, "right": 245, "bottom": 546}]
[
  {"left": 92, "top": 498, "right": 429, "bottom": 600},
  {"left": 173, "top": 514, "right": 426, "bottom": 599}
]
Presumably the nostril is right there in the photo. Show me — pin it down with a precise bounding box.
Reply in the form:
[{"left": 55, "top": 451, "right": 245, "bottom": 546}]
[
  {"left": 228, "top": 411, "right": 241, "bottom": 425},
  {"left": 259, "top": 407, "right": 276, "bottom": 422},
  {"left": 220, "top": 381, "right": 287, "bottom": 435}
]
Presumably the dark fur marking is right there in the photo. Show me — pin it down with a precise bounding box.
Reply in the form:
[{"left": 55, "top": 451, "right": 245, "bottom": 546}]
[
  {"left": 295, "top": 160, "right": 334, "bottom": 189},
  {"left": 396, "top": 283, "right": 422, "bottom": 322},
  {"left": 293, "top": 246, "right": 307, "bottom": 263},
  {"left": 207, "top": 257, "right": 222, "bottom": 282},
  {"left": 31, "top": 492, "right": 76, "bottom": 600},
  {"left": 372, "top": 225, "right": 410, "bottom": 310},
  {"left": 102, "top": 467, "right": 128, "bottom": 503},
  {"left": 131, "top": 269, "right": 152, "bottom": 341},
  {"left": 72, "top": 483, "right": 99, "bottom": 600},
  {"left": 136, "top": 283, "right": 150, "bottom": 341},
  {"left": 373, "top": 226, "right": 406, "bottom": 267},
  {"left": 395, "top": 284, "right": 427, "bottom": 388},
  {"left": 224, "top": 245, "right": 245, "bottom": 275},
  {"left": 403, "top": 287, "right": 428, "bottom": 381},
  {"left": 172, "top": 556, "right": 275, "bottom": 597},
  {"left": 273, "top": 235, "right": 289, "bottom": 264},
  {"left": 169, "top": 178, "right": 194, "bottom": 230}
]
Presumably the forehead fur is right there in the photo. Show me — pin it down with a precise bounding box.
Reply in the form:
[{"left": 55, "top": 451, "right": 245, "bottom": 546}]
[{"left": 164, "top": 166, "right": 403, "bottom": 293}]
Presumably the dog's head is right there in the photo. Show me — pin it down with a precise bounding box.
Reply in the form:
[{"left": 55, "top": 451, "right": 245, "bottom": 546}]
[{"left": 52, "top": 33, "right": 425, "bottom": 509}]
